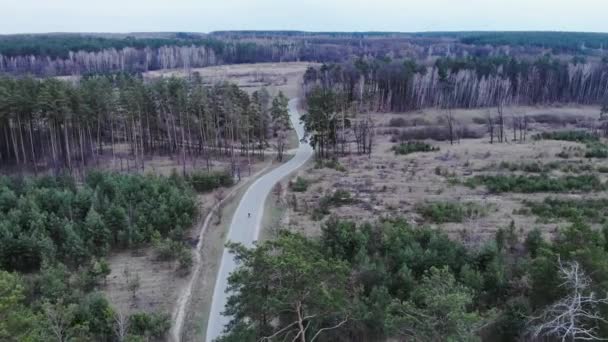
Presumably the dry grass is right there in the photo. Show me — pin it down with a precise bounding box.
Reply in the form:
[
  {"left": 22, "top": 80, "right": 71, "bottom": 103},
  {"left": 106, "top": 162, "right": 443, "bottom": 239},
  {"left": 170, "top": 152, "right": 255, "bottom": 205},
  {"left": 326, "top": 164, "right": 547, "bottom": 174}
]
[
  {"left": 144, "top": 62, "right": 317, "bottom": 98},
  {"left": 281, "top": 105, "right": 607, "bottom": 245}
]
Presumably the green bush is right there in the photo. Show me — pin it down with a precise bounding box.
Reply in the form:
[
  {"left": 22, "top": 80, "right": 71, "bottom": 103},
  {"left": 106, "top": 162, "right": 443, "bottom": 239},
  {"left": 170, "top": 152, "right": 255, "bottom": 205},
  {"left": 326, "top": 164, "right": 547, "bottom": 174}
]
[
  {"left": 128, "top": 312, "right": 171, "bottom": 338},
  {"left": 312, "top": 189, "right": 354, "bottom": 220},
  {"left": 188, "top": 171, "right": 234, "bottom": 192},
  {"left": 290, "top": 177, "right": 309, "bottom": 192},
  {"left": 315, "top": 159, "right": 346, "bottom": 172},
  {"left": 585, "top": 146, "right": 608, "bottom": 158},
  {"left": 392, "top": 141, "right": 439, "bottom": 155},
  {"left": 495, "top": 161, "right": 593, "bottom": 173},
  {"left": 534, "top": 130, "right": 608, "bottom": 159},
  {"left": 525, "top": 198, "right": 608, "bottom": 224},
  {"left": 416, "top": 201, "right": 488, "bottom": 223},
  {"left": 533, "top": 130, "right": 598, "bottom": 143},
  {"left": 466, "top": 174, "right": 603, "bottom": 193}
]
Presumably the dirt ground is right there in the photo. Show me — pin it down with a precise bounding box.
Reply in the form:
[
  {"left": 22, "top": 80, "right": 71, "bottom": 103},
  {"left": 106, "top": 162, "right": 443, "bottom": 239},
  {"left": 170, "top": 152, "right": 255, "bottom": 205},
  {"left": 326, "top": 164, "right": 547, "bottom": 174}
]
[{"left": 277, "top": 105, "right": 608, "bottom": 244}]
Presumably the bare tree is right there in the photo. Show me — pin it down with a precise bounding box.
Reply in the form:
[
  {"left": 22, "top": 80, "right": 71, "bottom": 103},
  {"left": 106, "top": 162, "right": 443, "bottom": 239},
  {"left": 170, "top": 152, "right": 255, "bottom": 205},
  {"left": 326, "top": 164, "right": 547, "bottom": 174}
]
[
  {"left": 275, "top": 130, "right": 287, "bottom": 162},
  {"left": 496, "top": 84, "right": 508, "bottom": 143},
  {"left": 486, "top": 110, "right": 495, "bottom": 144},
  {"left": 528, "top": 259, "right": 608, "bottom": 341},
  {"left": 43, "top": 300, "right": 76, "bottom": 342},
  {"left": 273, "top": 182, "right": 283, "bottom": 204},
  {"left": 127, "top": 272, "right": 141, "bottom": 300},
  {"left": 214, "top": 189, "right": 226, "bottom": 224},
  {"left": 444, "top": 108, "right": 457, "bottom": 145},
  {"left": 600, "top": 109, "right": 608, "bottom": 137},
  {"left": 113, "top": 309, "right": 130, "bottom": 342}
]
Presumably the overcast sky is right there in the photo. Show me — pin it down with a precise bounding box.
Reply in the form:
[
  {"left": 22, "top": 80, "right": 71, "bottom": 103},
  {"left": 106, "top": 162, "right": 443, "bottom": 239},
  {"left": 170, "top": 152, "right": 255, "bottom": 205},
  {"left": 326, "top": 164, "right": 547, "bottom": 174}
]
[{"left": 1, "top": 0, "right": 607, "bottom": 34}]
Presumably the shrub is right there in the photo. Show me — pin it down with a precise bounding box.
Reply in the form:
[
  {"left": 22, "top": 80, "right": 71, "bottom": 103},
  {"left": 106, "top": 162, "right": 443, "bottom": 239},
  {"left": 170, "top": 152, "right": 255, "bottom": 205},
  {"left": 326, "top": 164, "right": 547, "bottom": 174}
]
[
  {"left": 529, "top": 113, "right": 579, "bottom": 126},
  {"left": 524, "top": 198, "right": 608, "bottom": 224},
  {"left": 315, "top": 159, "right": 346, "bottom": 172},
  {"left": 534, "top": 130, "right": 608, "bottom": 159},
  {"left": 466, "top": 174, "right": 604, "bottom": 193},
  {"left": 188, "top": 171, "right": 233, "bottom": 192},
  {"left": 416, "top": 201, "right": 488, "bottom": 223},
  {"left": 312, "top": 189, "right": 354, "bottom": 220},
  {"left": 153, "top": 235, "right": 192, "bottom": 265},
  {"left": 533, "top": 130, "right": 598, "bottom": 143},
  {"left": 495, "top": 161, "right": 592, "bottom": 174},
  {"left": 129, "top": 312, "right": 171, "bottom": 338},
  {"left": 290, "top": 177, "right": 309, "bottom": 192},
  {"left": 392, "top": 141, "right": 439, "bottom": 155},
  {"left": 584, "top": 146, "right": 608, "bottom": 158},
  {"left": 388, "top": 117, "right": 431, "bottom": 127},
  {"left": 392, "top": 125, "right": 484, "bottom": 142},
  {"left": 388, "top": 117, "right": 408, "bottom": 127},
  {"left": 472, "top": 117, "right": 487, "bottom": 125}
]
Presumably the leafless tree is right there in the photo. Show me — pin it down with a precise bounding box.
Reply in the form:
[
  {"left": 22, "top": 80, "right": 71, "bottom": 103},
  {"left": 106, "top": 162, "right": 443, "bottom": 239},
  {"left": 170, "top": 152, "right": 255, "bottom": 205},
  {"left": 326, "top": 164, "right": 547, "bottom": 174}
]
[
  {"left": 214, "top": 189, "right": 226, "bottom": 224},
  {"left": 127, "top": 272, "right": 141, "bottom": 300},
  {"left": 599, "top": 110, "right": 608, "bottom": 137},
  {"left": 445, "top": 108, "right": 456, "bottom": 145},
  {"left": 528, "top": 259, "right": 608, "bottom": 341},
  {"left": 113, "top": 309, "right": 130, "bottom": 342},
  {"left": 275, "top": 130, "right": 287, "bottom": 161},
  {"left": 486, "top": 110, "right": 496, "bottom": 144},
  {"left": 43, "top": 300, "right": 75, "bottom": 342},
  {"left": 273, "top": 182, "right": 283, "bottom": 204},
  {"left": 496, "top": 84, "right": 508, "bottom": 143}
]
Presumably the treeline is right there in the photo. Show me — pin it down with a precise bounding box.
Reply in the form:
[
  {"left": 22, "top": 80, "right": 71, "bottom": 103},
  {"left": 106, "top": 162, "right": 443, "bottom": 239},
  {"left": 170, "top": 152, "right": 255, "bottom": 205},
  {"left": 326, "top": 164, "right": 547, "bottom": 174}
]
[
  {"left": 459, "top": 31, "right": 608, "bottom": 54},
  {"left": 0, "top": 32, "right": 510, "bottom": 76},
  {"left": 0, "top": 75, "right": 291, "bottom": 175},
  {"left": 0, "top": 34, "right": 223, "bottom": 59},
  {"left": 303, "top": 55, "right": 608, "bottom": 112},
  {"left": 0, "top": 34, "right": 303, "bottom": 76},
  {"left": 3, "top": 32, "right": 608, "bottom": 76},
  {"left": 0, "top": 171, "right": 197, "bottom": 341},
  {"left": 219, "top": 218, "right": 608, "bottom": 341}
]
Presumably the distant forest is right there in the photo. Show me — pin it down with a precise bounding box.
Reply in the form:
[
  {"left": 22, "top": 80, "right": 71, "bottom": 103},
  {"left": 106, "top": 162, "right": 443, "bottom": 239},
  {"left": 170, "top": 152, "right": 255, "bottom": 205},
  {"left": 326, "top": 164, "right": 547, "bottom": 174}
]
[
  {"left": 2, "top": 31, "right": 608, "bottom": 76},
  {"left": 303, "top": 55, "right": 608, "bottom": 111}
]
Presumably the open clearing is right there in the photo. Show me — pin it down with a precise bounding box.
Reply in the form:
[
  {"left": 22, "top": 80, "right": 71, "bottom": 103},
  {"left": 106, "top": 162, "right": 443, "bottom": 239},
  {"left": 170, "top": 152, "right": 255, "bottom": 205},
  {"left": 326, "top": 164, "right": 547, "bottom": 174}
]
[
  {"left": 279, "top": 104, "right": 608, "bottom": 243},
  {"left": 144, "top": 61, "right": 317, "bottom": 98}
]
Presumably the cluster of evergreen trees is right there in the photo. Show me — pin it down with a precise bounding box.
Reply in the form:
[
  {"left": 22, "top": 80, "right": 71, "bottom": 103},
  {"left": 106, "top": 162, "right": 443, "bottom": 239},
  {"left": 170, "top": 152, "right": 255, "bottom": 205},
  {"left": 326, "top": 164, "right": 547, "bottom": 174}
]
[
  {"left": 0, "top": 74, "right": 291, "bottom": 175},
  {"left": 220, "top": 218, "right": 608, "bottom": 341},
  {"left": 0, "top": 171, "right": 196, "bottom": 272},
  {"left": 0, "top": 171, "right": 197, "bottom": 341},
  {"left": 304, "top": 55, "right": 608, "bottom": 112}
]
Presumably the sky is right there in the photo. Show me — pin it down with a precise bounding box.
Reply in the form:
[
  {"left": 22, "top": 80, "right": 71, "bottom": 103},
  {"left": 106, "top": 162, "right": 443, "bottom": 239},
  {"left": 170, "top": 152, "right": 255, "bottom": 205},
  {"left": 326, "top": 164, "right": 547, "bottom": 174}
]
[{"left": 1, "top": 0, "right": 607, "bottom": 34}]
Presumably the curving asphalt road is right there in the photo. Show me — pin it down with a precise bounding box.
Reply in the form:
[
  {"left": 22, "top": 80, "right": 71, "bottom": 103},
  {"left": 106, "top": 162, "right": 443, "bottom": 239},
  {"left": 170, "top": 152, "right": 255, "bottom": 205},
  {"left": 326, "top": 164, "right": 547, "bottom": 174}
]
[{"left": 205, "top": 98, "right": 313, "bottom": 342}]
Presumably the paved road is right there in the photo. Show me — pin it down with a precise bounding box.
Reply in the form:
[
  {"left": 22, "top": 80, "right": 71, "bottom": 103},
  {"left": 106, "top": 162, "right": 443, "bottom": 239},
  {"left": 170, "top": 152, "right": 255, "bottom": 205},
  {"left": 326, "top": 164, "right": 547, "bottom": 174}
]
[{"left": 205, "top": 98, "right": 313, "bottom": 342}]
